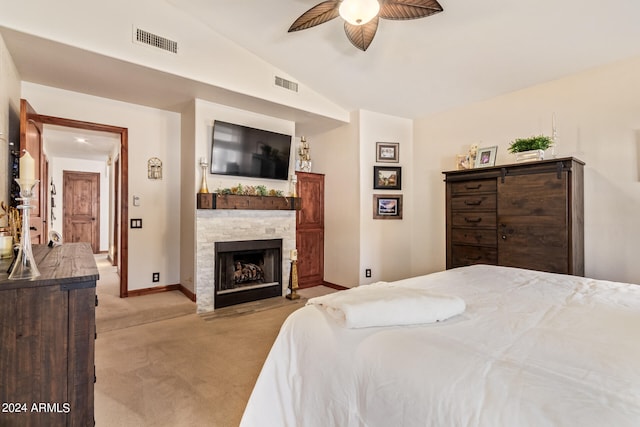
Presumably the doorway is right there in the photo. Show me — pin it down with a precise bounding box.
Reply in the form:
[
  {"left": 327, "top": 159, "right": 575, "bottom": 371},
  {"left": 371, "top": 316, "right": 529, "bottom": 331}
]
[{"left": 38, "top": 115, "right": 129, "bottom": 297}]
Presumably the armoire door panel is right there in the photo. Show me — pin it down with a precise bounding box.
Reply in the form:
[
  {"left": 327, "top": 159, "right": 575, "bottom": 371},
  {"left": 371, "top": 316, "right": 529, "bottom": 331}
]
[
  {"left": 498, "top": 172, "right": 568, "bottom": 217},
  {"left": 296, "top": 172, "right": 325, "bottom": 288}
]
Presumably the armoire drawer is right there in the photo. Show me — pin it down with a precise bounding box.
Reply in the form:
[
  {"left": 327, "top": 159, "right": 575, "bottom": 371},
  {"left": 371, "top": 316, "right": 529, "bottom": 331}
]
[
  {"left": 451, "top": 228, "right": 497, "bottom": 246},
  {"left": 450, "top": 179, "right": 497, "bottom": 196},
  {"left": 450, "top": 193, "right": 497, "bottom": 211},
  {"left": 451, "top": 211, "right": 497, "bottom": 228},
  {"left": 451, "top": 245, "right": 497, "bottom": 267}
]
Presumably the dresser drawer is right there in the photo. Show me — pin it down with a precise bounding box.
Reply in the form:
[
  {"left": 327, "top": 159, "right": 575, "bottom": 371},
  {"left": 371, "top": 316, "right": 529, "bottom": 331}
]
[
  {"left": 451, "top": 228, "right": 497, "bottom": 246},
  {"left": 451, "top": 211, "right": 497, "bottom": 228},
  {"left": 450, "top": 179, "right": 497, "bottom": 195},
  {"left": 450, "top": 193, "right": 496, "bottom": 211},
  {"left": 451, "top": 245, "right": 497, "bottom": 267}
]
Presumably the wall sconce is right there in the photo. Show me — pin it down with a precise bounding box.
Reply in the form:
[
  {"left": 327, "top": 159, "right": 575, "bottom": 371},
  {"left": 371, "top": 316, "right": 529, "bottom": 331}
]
[{"left": 148, "top": 157, "right": 162, "bottom": 180}]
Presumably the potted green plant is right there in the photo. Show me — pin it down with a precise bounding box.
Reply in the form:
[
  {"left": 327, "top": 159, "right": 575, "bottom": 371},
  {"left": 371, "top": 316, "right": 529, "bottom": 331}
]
[{"left": 508, "top": 135, "right": 553, "bottom": 161}]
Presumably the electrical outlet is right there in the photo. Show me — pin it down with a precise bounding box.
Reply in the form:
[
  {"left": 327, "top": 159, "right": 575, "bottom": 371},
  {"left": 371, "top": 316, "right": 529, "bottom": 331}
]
[
  {"left": 152, "top": 272, "right": 160, "bottom": 282},
  {"left": 365, "top": 269, "right": 371, "bottom": 278}
]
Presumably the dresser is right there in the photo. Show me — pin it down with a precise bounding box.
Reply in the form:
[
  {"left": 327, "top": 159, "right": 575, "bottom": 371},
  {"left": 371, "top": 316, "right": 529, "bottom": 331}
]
[
  {"left": 296, "top": 172, "right": 325, "bottom": 288},
  {"left": 0, "top": 243, "right": 98, "bottom": 426},
  {"left": 444, "top": 157, "right": 584, "bottom": 276}
]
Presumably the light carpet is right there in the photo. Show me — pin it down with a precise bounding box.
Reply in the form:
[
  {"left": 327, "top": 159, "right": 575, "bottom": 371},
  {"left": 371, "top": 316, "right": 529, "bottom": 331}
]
[{"left": 94, "top": 256, "right": 336, "bottom": 426}]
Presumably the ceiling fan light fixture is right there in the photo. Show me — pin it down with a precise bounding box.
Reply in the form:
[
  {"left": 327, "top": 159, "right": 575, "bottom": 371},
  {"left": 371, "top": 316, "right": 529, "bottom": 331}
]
[{"left": 339, "top": 0, "right": 380, "bottom": 25}]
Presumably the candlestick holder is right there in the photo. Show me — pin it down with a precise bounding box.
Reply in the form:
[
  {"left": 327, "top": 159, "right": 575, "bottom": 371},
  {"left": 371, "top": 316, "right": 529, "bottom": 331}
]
[
  {"left": 286, "top": 258, "right": 300, "bottom": 300},
  {"left": 8, "top": 179, "right": 41, "bottom": 280},
  {"left": 199, "top": 158, "right": 210, "bottom": 194}
]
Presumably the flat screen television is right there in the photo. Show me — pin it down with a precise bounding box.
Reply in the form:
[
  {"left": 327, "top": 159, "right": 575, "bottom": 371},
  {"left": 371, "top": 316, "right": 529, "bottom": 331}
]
[{"left": 210, "top": 120, "right": 292, "bottom": 181}]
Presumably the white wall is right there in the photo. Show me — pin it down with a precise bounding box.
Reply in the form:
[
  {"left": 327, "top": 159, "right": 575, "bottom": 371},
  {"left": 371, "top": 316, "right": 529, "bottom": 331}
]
[
  {"left": 414, "top": 55, "right": 640, "bottom": 284},
  {"left": 48, "top": 157, "right": 110, "bottom": 252},
  {"left": 0, "top": 0, "right": 348, "bottom": 124},
  {"left": 0, "top": 34, "right": 21, "bottom": 227},
  {"left": 309, "top": 110, "right": 414, "bottom": 287},
  {"left": 358, "top": 111, "right": 414, "bottom": 284},
  {"left": 307, "top": 112, "right": 361, "bottom": 287},
  {"left": 22, "top": 82, "right": 182, "bottom": 291}
]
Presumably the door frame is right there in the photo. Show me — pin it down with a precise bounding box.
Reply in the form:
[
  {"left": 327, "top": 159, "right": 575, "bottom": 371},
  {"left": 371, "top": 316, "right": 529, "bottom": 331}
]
[{"left": 37, "top": 114, "right": 129, "bottom": 297}]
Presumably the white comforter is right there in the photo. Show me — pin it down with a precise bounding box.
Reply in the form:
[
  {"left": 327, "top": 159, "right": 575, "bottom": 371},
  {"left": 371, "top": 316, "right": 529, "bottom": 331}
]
[{"left": 240, "top": 265, "right": 640, "bottom": 427}]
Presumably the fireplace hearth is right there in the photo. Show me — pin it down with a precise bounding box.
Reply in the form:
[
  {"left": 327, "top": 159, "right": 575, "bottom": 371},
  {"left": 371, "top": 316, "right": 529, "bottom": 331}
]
[{"left": 214, "top": 239, "right": 282, "bottom": 308}]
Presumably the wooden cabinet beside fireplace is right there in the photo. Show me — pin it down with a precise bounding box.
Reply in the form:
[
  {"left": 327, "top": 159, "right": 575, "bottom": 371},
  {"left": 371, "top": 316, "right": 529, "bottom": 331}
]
[
  {"left": 444, "top": 157, "right": 584, "bottom": 276},
  {"left": 296, "top": 172, "right": 325, "bottom": 288}
]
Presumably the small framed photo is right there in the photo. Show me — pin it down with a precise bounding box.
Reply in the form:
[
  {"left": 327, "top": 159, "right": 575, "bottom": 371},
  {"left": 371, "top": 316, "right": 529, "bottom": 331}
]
[
  {"left": 373, "top": 194, "right": 403, "bottom": 220},
  {"left": 474, "top": 146, "right": 498, "bottom": 168},
  {"left": 373, "top": 166, "right": 402, "bottom": 190},
  {"left": 376, "top": 142, "right": 399, "bottom": 163}
]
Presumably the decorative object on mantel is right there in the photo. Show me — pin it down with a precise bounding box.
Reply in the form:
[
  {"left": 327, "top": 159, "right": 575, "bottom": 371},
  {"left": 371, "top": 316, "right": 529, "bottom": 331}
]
[
  {"left": 286, "top": 249, "right": 300, "bottom": 300},
  {"left": 474, "top": 146, "right": 498, "bottom": 168},
  {"left": 147, "top": 157, "right": 162, "bottom": 179},
  {"left": 509, "top": 135, "right": 553, "bottom": 162},
  {"left": 197, "top": 193, "right": 301, "bottom": 210},
  {"left": 198, "top": 157, "right": 210, "bottom": 193},
  {"left": 9, "top": 150, "right": 40, "bottom": 280},
  {"left": 290, "top": 174, "right": 298, "bottom": 197},
  {"left": 288, "top": 0, "right": 443, "bottom": 51},
  {"left": 297, "top": 137, "right": 312, "bottom": 172}
]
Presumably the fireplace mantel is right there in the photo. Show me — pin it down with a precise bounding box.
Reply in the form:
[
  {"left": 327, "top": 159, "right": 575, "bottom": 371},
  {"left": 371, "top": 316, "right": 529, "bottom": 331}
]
[{"left": 197, "top": 193, "right": 301, "bottom": 210}]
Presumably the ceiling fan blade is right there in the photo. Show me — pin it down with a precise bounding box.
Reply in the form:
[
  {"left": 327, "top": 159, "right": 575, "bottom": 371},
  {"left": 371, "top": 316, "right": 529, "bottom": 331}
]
[
  {"left": 379, "top": 0, "right": 444, "bottom": 20},
  {"left": 288, "top": 1, "right": 341, "bottom": 32},
  {"left": 344, "top": 17, "right": 379, "bottom": 51}
]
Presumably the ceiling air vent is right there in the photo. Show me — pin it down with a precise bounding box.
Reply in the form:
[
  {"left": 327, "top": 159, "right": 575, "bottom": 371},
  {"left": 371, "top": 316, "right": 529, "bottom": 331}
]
[
  {"left": 275, "top": 76, "right": 299, "bottom": 93},
  {"left": 134, "top": 28, "right": 178, "bottom": 54}
]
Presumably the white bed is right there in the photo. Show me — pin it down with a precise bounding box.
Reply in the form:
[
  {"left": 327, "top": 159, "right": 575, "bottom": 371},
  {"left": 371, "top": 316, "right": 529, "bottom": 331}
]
[{"left": 240, "top": 265, "right": 640, "bottom": 427}]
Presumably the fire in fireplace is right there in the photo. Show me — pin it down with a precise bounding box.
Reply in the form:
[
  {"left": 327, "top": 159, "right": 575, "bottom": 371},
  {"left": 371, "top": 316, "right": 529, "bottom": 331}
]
[{"left": 214, "top": 239, "right": 282, "bottom": 308}]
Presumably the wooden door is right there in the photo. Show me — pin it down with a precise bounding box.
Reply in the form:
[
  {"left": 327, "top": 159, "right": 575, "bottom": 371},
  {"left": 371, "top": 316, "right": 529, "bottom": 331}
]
[
  {"left": 63, "top": 171, "right": 100, "bottom": 253},
  {"left": 19, "top": 99, "right": 46, "bottom": 244},
  {"left": 497, "top": 172, "right": 568, "bottom": 273},
  {"left": 296, "top": 172, "right": 324, "bottom": 288}
]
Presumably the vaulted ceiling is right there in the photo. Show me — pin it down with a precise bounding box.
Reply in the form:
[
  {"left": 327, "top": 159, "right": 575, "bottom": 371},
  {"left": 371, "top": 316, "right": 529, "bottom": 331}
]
[{"left": 3, "top": 0, "right": 640, "bottom": 135}]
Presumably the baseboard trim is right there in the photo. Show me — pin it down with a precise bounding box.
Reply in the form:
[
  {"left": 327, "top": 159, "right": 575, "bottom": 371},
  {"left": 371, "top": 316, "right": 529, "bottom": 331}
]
[
  {"left": 127, "top": 284, "right": 196, "bottom": 302},
  {"left": 322, "top": 281, "right": 349, "bottom": 290}
]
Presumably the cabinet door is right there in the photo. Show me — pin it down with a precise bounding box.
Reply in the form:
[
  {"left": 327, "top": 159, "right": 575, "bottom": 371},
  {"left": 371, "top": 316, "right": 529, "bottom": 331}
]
[
  {"left": 296, "top": 173, "right": 324, "bottom": 287},
  {"left": 498, "top": 172, "right": 569, "bottom": 273}
]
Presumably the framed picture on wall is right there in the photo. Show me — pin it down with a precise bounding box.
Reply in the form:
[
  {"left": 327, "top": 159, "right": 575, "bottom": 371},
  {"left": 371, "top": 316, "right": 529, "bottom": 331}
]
[
  {"left": 373, "top": 166, "right": 402, "bottom": 190},
  {"left": 376, "top": 142, "right": 399, "bottom": 163},
  {"left": 373, "top": 194, "right": 403, "bottom": 220}
]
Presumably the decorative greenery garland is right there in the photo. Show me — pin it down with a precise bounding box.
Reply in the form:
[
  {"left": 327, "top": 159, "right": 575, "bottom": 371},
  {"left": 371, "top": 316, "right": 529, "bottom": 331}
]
[{"left": 215, "top": 184, "right": 284, "bottom": 197}]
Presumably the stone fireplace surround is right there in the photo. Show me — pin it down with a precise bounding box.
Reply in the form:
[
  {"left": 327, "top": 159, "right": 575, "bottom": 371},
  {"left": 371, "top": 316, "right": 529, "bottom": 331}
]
[{"left": 196, "top": 209, "right": 296, "bottom": 313}]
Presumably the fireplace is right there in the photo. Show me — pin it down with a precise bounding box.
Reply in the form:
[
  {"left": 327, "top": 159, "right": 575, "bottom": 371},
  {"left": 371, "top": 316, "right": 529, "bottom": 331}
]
[{"left": 214, "top": 239, "right": 282, "bottom": 308}]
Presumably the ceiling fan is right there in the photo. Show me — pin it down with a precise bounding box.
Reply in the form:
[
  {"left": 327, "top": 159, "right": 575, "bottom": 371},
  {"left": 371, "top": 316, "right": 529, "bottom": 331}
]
[{"left": 288, "top": 0, "right": 444, "bottom": 51}]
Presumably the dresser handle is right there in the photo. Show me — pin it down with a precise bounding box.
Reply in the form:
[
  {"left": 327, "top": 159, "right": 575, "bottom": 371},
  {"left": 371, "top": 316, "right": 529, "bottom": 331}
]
[
  {"left": 464, "top": 217, "right": 482, "bottom": 223},
  {"left": 465, "top": 184, "right": 482, "bottom": 190},
  {"left": 464, "top": 200, "right": 482, "bottom": 206}
]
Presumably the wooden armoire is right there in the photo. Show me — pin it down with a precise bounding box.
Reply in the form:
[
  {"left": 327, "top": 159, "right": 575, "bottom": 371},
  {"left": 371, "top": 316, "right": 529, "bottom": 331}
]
[
  {"left": 296, "top": 172, "right": 325, "bottom": 288},
  {"left": 443, "top": 157, "right": 584, "bottom": 276}
]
